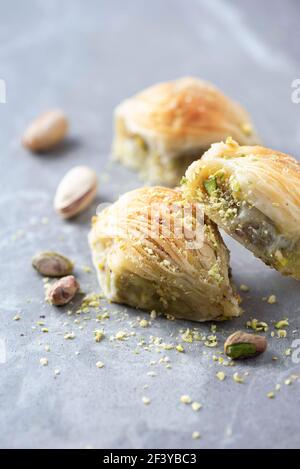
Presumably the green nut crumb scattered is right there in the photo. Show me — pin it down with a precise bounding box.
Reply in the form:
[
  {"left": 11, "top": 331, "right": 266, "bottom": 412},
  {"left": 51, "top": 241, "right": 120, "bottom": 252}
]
[
  {"left": 139, "top": 319, "right": 149, "bottom": 328},
  {"left": 64, "top": 332, "right": 75, "bottom": 340},
  {"left": 191, "top": 402, "right": 202, "bottom": 412},
  {"left": 115, "top": 331, "right": 129, "bottom": 341},
  {"left": 233, "top": 372, "right": 244, "bottom": 384},
  {"left": 247, "top": 319, "right": 268, "bottom": 332},
  {"left": 216, "top": 371, "right": 226, "bottom": 381},
  {"left": 180, "top": 395, "right": 192, "bottom": 404},
  {"left": 40, "top": 357, "right": 48, "bottom": 366},
  {"left": 267, "top": 295, "right": 277, "bottom": 304},
  {"left": 94, "top": 329, "right": 105, "bottom": 342},
  {"left": 142, "top": 396, "right": 151, "bottom": 405},
  {"left": 275, "top": 319, "right": 289, "bottom": 329},
  {"left": 176, "top": 344, "right": 184, "bottom": 353}
]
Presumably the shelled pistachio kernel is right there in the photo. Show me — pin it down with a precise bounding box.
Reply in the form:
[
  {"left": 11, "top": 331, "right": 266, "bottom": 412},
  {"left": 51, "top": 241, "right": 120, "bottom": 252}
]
[{"left": 224, "top": 331, "right": 267, "bottom": 359}]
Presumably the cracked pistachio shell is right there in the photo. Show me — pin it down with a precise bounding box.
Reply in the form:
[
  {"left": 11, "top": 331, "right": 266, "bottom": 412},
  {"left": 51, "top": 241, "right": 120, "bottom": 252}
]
[
  {"left": 47, "top": 275, "right": 79, "bottom": 306},
  {"left": 54, "top": 166, "right": 98, "bottom": 219},
  {"left": 224, "top": 331, "right": 267, "bottom": 359}
]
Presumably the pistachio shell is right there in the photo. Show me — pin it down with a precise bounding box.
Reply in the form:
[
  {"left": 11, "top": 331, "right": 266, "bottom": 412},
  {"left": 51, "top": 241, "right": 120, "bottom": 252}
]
[
  {"left": 54, "top": 166, "right": 98, "bottom": 219},
  {"left": 32, "top": 251, "right": 73, "bottom": 277},
  {"left": 224, "top": 331, "right": 267, "bottom": 359},
  {"left": 22, "top": 110, "right": 68, "bottom": 152},
  {"left": 46, "top": 275, "right": 79, "bottom": 306}
]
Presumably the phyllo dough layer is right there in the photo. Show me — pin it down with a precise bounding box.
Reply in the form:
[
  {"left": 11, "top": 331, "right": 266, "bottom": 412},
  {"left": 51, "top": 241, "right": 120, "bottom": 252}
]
[
  {"left": 89, "top": 186, "right": 241, "bottom": 321},
  {"left": 184, "top": 138, "right": 300, "bottom": 280}
]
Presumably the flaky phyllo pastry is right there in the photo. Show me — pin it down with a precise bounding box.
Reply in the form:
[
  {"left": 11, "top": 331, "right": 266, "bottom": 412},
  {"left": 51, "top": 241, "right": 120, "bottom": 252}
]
[
  {"left": 112, "top": 77, "right": 258, "bottom": 186},
  {"left": 184, "top": 138, "right": 300, "bottom": 280},
  {"left": 89, "top": 187, "right": 241, "bottom": 321}
]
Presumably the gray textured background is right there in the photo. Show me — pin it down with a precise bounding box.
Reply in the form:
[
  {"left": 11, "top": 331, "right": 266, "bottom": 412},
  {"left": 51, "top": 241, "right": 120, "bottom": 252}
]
[{"left": 1, "top": 0, "right": 300, "bottom": 449}]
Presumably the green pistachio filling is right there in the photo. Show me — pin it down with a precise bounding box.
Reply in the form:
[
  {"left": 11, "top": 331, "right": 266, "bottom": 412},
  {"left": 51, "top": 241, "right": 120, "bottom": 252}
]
[
  {"left": 203, "top": 174, "right": 295, "bottom": 270},
  {"left": 204, "top": 176, "right": 218, "bottom": 195}
]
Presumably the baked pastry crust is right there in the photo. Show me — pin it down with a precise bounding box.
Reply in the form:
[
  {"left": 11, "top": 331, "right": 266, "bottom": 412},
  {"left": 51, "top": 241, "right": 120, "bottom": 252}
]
[
  {"left": 113, "top": 77, "right": 259, "bottom": 186},
  {"left": 184, "top": 138, "right": 300, "bottom": 279},
  {"left": 89, "top": 186, "right": 241, "bottom": 321}
]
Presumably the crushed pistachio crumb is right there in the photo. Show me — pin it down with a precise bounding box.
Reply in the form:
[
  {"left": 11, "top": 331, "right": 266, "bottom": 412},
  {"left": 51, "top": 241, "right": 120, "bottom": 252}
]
[
  {"left": 204, "top": 335, "right": 218, "bottom": 348},
  {"left": 176, "top": 344, "right": 184, "bottom": 353},
  {"left": 150, "top": 310, "right": 157, "bottom": 319},
  {"left": 64, "top": 332, "right": 75, "bottom": 340},
  {"left": 139, "top": 319, "right": 149, "bottom": 328},
  {"left": 40, "top": 357, "right": 48, "bottom": 366},
  {"left": 181, "top": 329, "right": 193, "bottom": 343},
  {"left": 216, "top": 371, "right": 226, "bottom": 381},
  {"left": 267, "top": 295, "right": 277, "bottom": 304},
  {"left": 180, "top": 395, "right": 192, "bottom": 404},
  {"left": 277, "top": 330, "right": 287, "bottom": 338},
  {"left": 247, "top": 318, "right": 268, "bottom": 332},
  {"left": 284, "top": 374, "right": 299, "bottom": 386},
  {"left": 96, "top": 312, "right": 110, "bottom": 321},
  {"left": 115, "top": 330, "right": 129, "bottom": 341},
  {"left": 142, "top": 396, "right": 151, "bottom": 405},
  {"left": 233, "top": 372, "right": 244, "bottom": 384},
  {"left": 275, "top": 319, "right": 289, "bottom": 329},
  {"left": 191, "top": 402, "right": 202, "bottom": 412},
  {"left": 94, "top": 329, "right": 105, "bottom": 342}
]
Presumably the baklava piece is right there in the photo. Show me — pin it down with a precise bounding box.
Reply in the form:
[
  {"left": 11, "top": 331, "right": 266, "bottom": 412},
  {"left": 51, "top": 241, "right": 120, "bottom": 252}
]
[
  {"left": 89, "top": 186, "right": 241, "bottom": 321},
  {"left": 113, "top": 77, "right": 258, "bottom": 186},
  {"left": 184, "top": 138, "right": 300, "bottom": 280}
]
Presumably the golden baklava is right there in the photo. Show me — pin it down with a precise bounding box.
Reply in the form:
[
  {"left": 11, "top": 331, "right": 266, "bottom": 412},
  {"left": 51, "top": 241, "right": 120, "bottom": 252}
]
[
  {"left": 89, "top": 186, "right": 241, "bottom": 321},
  {"left": 113, "top": 77, "right": 258, "bottom": 186},
  {"left": 183, "top": 137, "right": 300, "bottom": 280}
]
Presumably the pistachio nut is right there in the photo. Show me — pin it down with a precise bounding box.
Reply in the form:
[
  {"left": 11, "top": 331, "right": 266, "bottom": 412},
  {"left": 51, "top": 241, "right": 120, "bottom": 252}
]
[
  {"left": 22, "top": 110, "right": 68, "bottom": 152},
  {"left": 46, "top": 275, "right": 79, "bottom": 306},
  {"left": 224, "top": 331, "right": 267, "bottom": 359},
  {"left": 54, "top": 166, "right": 98, "bottom": 219},
  {"left": 32, "top": 251, "right": 73, "bottom": 277}
]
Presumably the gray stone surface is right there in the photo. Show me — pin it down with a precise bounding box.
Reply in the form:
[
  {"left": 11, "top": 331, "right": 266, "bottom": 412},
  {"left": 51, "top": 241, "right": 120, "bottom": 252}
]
[{"left": 1, "top": 0, "right": 300, "bottom": 449}]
